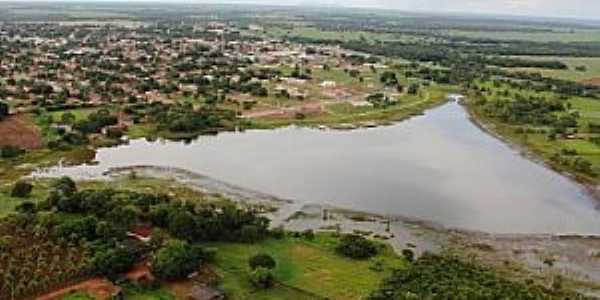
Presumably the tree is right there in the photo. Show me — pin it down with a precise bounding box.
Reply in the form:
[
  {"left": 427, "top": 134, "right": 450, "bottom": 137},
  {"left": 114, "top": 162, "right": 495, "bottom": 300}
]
[
  {"left": 92, "top": 246, "right": 136, "bottom": 276},
  {"left": 335, "top": 234, "right": 379, "bottom": 259},
  {"left": 402, "top": 249, "right": 415, "bottom": 263},
  {"left": 61, "top": 112, "right": 76, "bottom": 125},
  {"left": 52, "top": 176, "right": 77, "bottom": 196},
  {"left": 407, "top": 84, "right": 419, "bottom": 95},
  {"left": 249, "top": 267, "right": 275, "bottom": 289},
  {"left": 0, "top": 145, "right": 25, "bottom": 159},
  {"left": 150, "top": 239, "right": 205, "bottom": 280},
  {"left": 0, "top": 100, "right": 8, "bottom": 120},
  {"left": 249, "top": 254, "right": 276, "bottom": 270},
  {"left": 11, "top": 181, "right": 33, "bottom": 198}
]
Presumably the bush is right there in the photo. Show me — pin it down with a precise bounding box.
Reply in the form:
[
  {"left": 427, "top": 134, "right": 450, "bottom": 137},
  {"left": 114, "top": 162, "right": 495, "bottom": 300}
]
[
  {"left": 270, "top": 226, "right": 285, "bottom": 239},
  {"left": 249, "top": 254, "right": 276, "bottom": 270},
  {"left": 150, "top": 239, "right": 206, "bottom": 280},
  {"left": 301, "top": 229, "right": 315, "bottom": 240},
  {"left": 402, "top": 249, "right": 415, "bottom": 263},
  {"left": 335, "top": 234, "right": 379, "bottom": 259},
  {"left": 11, "top": 181, "right": 33, "bottom": 198},
  {"left": 52, "top": 176, "right": 77, "bottom": 195},
  {"left": 0, "top": 145, "right": 25, "bottom": 159},
  {"left": 92, "top": 246, "right": 136, "bottom": 277},
  {"left": 0, "top": 101, "right": 8, "bottom": 120},
  {"left": 249, "top": 267, "right": 275, "bottom": 289}
]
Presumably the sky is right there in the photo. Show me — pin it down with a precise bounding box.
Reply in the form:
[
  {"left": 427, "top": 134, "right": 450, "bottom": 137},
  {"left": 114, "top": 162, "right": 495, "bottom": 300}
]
[
  {"left": 201, "top": 0, "right": 600, "bottom": 20},
  {"left": 1, "top": 0, "right": 599, "bottom": 20}
]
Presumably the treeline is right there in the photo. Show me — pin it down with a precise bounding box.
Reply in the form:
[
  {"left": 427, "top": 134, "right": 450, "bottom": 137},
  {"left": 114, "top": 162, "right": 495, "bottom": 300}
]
[
  {"left": 126, "top": 102, "right": 242, "bottom": 134},
  {"left": 478, "top": 56, "right": 568, "bottom": 70},
  {"left": 41, "top": 178, "right": 270, "bottom": 243}
]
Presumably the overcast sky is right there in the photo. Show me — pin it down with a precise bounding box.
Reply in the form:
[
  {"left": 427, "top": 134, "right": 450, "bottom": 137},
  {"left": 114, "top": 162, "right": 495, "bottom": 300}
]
[
  {"left": 2, "top": 0, "right": 599, "bottom": 20},
  {"left": 200, "top": 0, "right": 600, "bottom": 20}
]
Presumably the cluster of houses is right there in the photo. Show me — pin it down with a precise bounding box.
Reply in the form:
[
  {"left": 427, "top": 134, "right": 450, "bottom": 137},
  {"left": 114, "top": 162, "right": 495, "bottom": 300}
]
[{"left": 0, "top": 21, "right": 360, "bottom": 114}]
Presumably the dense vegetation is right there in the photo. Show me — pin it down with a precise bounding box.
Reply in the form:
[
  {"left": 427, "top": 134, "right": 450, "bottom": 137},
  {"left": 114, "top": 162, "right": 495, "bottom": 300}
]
[
  {"left": 0, "top": 176, "right": 270, "bottom": 299},
  {"left": 369, "top": 253, "right": 590, "bottom": 300}
]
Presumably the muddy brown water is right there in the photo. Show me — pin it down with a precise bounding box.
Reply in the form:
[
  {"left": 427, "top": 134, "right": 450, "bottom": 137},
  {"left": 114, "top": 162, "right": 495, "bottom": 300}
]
[{"left": 37, "top": 102, "right": 600, "bottom": 234}]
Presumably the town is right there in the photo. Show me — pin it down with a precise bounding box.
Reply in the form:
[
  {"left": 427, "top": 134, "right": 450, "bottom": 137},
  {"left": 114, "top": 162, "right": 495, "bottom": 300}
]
[{"left": 2, "top": 2, "right": 600, "bottom": 300}]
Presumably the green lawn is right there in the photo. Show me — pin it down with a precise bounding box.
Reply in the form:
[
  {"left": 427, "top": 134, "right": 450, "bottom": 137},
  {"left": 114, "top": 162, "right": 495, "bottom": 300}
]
[
  {"left": 207, "top": 234, "right": 407, "bottom": 300},
  {"left": 60, "top": 293, "right": 96, "bottom": 300},
  {"left": 49, "top": 107, "right": 102, "bottom": 123},
  {"left": 60, "top": 288, "right": 177, "bottom": 300}
]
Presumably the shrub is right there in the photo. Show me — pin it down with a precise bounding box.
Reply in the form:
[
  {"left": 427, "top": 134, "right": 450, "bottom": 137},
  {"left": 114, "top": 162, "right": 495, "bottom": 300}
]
[
  {"left": 301, "top": 229, "right": 315, "bottom": 240},
  {"left": 0, "top": 145, "right": 25, "bottom": 159},
  {"left": 0, "top": 101, "right": 8, "bottom": 120},
  {"left": 335, "top": 234, "right": 379, "bottom": 259},
  {"left": 92, "top": 246, "right": 136, "bottom": 277},
  {"left": 249, "top": 267, "right": 275, "bottom": 289},
  {"left": 52, "top": 176, "right": 77, "bottom": 195},
  {"left": 249, "top": 254, "right": 276, "bottom": 270},
  {"left": 11, "top": 181, "right": 33, "bottom": 198},
  {"left": 150, "top": 239, "right": 206, "bottom": 280},
  {"left": 270, "top": 226, "right": 285, "bottom": 239},
  {"left": 239, "top": 224, "right": 261, "bottom": 243},
  {"left": 402, "top": 249, "right": 415, "bottom": 263}
]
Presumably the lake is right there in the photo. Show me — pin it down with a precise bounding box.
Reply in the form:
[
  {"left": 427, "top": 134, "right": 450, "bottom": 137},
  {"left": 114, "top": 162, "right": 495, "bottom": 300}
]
[{"left": 38, "top": 102, "right": 600, "bottom": 234}]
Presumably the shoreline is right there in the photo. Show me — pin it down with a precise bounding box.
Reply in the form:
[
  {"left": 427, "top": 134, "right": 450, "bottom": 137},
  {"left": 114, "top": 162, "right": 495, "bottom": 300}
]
[
  {"left": 102, "top": 166, "right": 600, "bottom": 290},
  {"left": 28, "top": 161, "right": 600, "bottom": 293},
  {"left": 461, "top": 100, "right": 600, "bottom": 204}
]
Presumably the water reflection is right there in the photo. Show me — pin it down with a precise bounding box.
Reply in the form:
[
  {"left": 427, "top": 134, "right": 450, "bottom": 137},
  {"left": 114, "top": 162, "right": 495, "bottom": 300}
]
[{"left": 39, "top": 102, "right": 600, "bottom": 234}]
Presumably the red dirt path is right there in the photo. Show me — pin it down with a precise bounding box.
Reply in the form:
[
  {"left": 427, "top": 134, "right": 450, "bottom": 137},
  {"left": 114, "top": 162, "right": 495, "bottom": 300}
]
[{"left": 31, "top": 278, "right": 120, "bottom": 300}]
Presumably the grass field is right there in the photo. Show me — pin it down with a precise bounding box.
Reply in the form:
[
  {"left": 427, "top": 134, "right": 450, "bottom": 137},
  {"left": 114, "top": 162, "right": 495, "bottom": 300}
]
[
  {"left": 507, "top": 56, "right": 600, "bottom": 82},
  {"left": 55, "top": 234, "right": 405, "bottom": 300},
  {"left": 207, "top": 234, "right": 407, "bottom": 300},
  {"left": 60, "top": 288, "right": 177, "bottom": 300},
  {"left": 49, "top": 108, "right": 101, "bottom": 122},
  {"left": 445, "top": 29, "right": 600, "bottom": 43}
]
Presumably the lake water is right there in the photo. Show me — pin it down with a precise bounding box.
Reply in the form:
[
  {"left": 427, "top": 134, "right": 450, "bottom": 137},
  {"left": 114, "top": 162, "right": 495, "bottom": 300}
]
[{"left": 38, "top": 102, "right": 600, "bottom": 234}]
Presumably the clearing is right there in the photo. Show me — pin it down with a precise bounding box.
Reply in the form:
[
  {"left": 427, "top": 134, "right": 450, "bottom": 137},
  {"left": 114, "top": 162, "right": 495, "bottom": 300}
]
[
  {"left": 207, "top": 234, "right": 406, "bottom": 300},
  {"left": 0, "top": 114, "right": 43, "bottom": 150}
]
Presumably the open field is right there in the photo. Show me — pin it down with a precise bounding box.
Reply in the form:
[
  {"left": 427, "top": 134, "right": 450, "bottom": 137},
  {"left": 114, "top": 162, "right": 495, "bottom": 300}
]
[
  {"left": 251, "top": 84, "right": 457, "bottom": 128},
  {"left": 260, "top": 25, "right": 416, "bottom": 43},
  {"left": 206, "top": 234, "right": 406, "bottom": 300},
  {"left": 507, "top": 56, "right": 600, "bottom": 82},
  {"left": 445, "top": 29, "right": 600, "bottom": 42}
]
